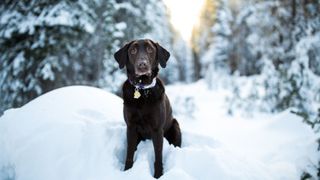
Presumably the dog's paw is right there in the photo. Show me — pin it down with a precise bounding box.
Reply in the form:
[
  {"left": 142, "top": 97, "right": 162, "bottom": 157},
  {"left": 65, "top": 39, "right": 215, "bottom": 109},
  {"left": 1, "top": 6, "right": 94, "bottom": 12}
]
[
  {"left": 154, "top": 161, "right": 163, "bottom": 178},
  {"left": 124, "top": 160, "right": 133, "bottom": 171},
  {"left": 154, "top": 170, "right": 163, "bottom": 179}
]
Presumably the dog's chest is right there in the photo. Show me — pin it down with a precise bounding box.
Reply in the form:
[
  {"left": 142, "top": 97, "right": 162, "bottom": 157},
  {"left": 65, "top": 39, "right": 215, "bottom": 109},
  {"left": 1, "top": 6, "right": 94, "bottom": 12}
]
[{"left": 131, "top": 109, "right": 155, "bottom": 139}]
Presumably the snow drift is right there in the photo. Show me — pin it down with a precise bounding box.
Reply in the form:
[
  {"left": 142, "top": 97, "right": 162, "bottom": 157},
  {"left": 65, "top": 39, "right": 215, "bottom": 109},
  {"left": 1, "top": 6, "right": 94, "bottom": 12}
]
[{"left": 0, "top": 85, "right": 318, "bottom": 180}]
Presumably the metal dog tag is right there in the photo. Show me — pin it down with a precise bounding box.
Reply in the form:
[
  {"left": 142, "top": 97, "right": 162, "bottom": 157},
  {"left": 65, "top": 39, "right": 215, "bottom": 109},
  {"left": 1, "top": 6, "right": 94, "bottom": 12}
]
[{"left": 134, "top": 89, "right": 141, "bottom": 99}]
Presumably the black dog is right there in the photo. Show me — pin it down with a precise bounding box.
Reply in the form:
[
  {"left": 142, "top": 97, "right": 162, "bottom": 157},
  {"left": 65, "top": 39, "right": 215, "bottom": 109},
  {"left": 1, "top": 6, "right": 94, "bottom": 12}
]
[{"left": 114, "top": 39, "right": 181, "bottom": 178}]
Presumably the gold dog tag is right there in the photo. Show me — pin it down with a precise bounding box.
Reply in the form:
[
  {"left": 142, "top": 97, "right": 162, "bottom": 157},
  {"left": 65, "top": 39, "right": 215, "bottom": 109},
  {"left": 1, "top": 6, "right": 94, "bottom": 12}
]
[{"left": 134, "top": 89, "right": 141, "bottom": 99}]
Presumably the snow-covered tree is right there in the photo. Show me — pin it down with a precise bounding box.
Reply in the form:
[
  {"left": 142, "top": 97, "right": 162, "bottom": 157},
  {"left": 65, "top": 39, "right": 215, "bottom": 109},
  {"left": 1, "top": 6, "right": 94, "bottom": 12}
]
[
  {"left": 254, "top": 0, "right": 320, "bottom": 120},
  {"left": 217, "top": 1, "right": 320, "bottom": 176},
  {"left": 0, "top": 0, "right": 95, "bottom": 112},
  {"left": 82, "top": 0, "right": 125, "bottom": 93},
  {"left": 191, "top": 0, "right": 218, "bottom": 80},
  {"left": 144, "top": 0, "right": 178, "bottom": 84},
  {"left": 201, "top": 0, "right": 233, "bottom": 88},
  {"left": 200, "top": 1, "right": 320, "bottom": 175},
  {"left": 114, "top": 0, "right": 186, "bottom": 84},
  {"left": 171, "top": 32, "right": 193, "bottom": 83},
  {"left": 113, "top": 0, "right": 152, "bottom": 43},
  {"left": 201, "top": 0, "right": 320, "bottom": 123},
  {"left": 0, "top": 0, "right": 183, "bottom": 113}
]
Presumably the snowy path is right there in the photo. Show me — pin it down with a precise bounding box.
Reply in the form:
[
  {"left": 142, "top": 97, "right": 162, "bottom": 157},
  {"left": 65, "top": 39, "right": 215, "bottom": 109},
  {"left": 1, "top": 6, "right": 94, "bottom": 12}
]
[{"left": 0, "top": 82, "right": 318, "bottom": 180}]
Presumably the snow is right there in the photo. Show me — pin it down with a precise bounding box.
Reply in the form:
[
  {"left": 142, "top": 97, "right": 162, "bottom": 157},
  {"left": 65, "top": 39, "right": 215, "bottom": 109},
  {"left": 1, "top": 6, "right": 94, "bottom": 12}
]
[
  {"left": 115, "top": 2, "right": 141, "bottom": 16},
  {"left": 168, "top": 81, "right": 318, "bottom": 172},
  {"left": 0, "top": 84, "right": 319, "bottom": 180},
  {"left": 12, "top": 52, "right": 25, "bottom": 76},
  {"left": 0, "top": 1, "right": 94, "bottom": 39},
  {"left": 40, "top": 63, "right": 55, "bottom": 81}
]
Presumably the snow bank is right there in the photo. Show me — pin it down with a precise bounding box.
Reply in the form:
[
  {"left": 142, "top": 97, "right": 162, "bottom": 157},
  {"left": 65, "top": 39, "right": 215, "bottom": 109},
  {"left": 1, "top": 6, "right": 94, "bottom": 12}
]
[
  {"left": 167, "top": 81, "right": 319, "bottom": 179},
  {"left": 0, "top": 86, "right": 126, "bottom": 180},
  {"left": 0, "top": 84, "right": 318, "bottom": 180}
]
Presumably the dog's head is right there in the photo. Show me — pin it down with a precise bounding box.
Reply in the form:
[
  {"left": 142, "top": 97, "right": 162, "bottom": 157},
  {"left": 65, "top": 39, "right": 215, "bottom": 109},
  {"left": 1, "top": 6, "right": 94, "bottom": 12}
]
[{"left": 114, "top": 39, "right": 170, "bottom": 85}]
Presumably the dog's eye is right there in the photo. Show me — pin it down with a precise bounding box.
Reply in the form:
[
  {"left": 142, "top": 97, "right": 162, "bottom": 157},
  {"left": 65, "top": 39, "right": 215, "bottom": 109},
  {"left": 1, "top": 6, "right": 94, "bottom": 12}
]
[
  {"left": 146, "top": 46, "right": 153, "bottom": 53},
  {"left": 130, "top": 48, "right": 137, "bottom": 55}
]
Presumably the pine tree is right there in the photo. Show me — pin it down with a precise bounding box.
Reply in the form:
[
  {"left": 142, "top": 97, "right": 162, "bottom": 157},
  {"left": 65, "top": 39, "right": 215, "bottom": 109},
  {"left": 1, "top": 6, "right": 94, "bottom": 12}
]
[
  {"left": 260, "top": 0, "right": 320, "bottom": 120},
  {"left": 0, "top": 0, "right": 180, "bottom": 113},
  {"left": 198, "top": 0, "right": 233, "bottom": 87},
  {"left": 191, "top": 0, "right": 218, "bottom": 81},
  {"left": 113, "top": 0, "right": 152, "bottom": 42},
  {"left": 145, "top": 0, "right": 179, "bottom": 84},
  {"left": 0, "top": 0, "right": 94, "bottom": 112},
  {"left": 80, "top": 0, "right": 125, "bottom": 92},
  {"left": 220, "top": 0, "right": 320, "bottom": 121}
]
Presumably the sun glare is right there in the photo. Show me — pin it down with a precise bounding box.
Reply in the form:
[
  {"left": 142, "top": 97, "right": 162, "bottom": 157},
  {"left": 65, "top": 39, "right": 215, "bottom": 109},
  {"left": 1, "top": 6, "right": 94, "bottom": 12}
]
[{"left": 164, "top": 0, "right": 205, "bottom": 42}]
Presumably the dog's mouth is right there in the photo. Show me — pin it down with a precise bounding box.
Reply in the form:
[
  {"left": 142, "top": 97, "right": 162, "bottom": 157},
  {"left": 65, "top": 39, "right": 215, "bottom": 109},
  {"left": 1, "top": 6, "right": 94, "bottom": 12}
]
[
  {"left": 135, "top": 70, "right": 152, "bottom": 78},
  {"left": 133, "top": 65, "right": 153, "bottom": 85},
  {"left": 134, "top": 73, "right": 153, "bottom": 85}
]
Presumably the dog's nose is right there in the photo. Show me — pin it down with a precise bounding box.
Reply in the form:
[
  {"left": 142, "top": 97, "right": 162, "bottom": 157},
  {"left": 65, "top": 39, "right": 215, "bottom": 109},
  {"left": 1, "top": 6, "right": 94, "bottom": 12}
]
[{"left": 138, "top": 61, "right": 147, "bottom": 69}]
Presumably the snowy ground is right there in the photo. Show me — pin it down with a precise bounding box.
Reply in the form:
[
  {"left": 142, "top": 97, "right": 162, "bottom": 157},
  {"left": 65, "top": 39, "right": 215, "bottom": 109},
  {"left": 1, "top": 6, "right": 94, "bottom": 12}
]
[{"left": 0, "top": 81, "right": 319, "bottom": 180}]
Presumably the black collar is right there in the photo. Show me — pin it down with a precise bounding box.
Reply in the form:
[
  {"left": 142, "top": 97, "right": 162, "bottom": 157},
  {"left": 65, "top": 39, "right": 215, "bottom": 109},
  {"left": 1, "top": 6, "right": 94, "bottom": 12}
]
[{"left": 128, "top": 77, "right": 157, "bottom": 90}]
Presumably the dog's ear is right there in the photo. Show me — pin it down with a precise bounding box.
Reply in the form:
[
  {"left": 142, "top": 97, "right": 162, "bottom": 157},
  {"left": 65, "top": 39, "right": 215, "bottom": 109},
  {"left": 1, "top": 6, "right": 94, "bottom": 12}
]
[
  {"left": 114, "top": 42, "right": 132, "bottom": 69},
  {"left": 155, "top": 42, "right": 170, "bottom": 68}
]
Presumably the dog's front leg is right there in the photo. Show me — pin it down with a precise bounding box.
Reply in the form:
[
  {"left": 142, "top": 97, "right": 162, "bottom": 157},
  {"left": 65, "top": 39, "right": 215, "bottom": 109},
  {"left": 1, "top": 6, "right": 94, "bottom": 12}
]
[
  {"left": 152, "top": 129, "right": 163, "bottom": 178},
  {"left": 124, "top": 127, "right": 138, "bottom": 170}
]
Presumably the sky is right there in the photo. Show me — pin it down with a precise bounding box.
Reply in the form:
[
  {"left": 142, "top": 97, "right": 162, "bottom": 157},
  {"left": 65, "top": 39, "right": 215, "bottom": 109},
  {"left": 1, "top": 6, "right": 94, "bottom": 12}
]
[{"left": 163, "top": 0, "right": 205, "bottom": 41}]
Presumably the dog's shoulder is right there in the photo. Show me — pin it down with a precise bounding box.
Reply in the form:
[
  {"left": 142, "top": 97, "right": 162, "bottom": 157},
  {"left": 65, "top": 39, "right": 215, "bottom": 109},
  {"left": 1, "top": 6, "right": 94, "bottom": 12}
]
[{"left": 122, "top": 78, "right": 165, "bottom": 107}]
